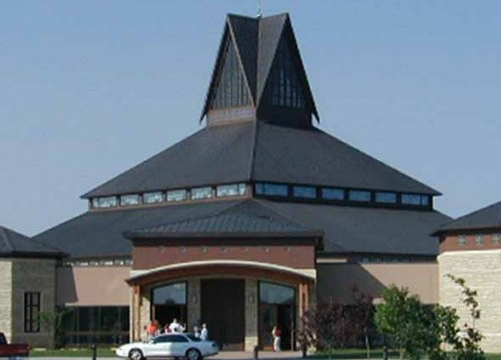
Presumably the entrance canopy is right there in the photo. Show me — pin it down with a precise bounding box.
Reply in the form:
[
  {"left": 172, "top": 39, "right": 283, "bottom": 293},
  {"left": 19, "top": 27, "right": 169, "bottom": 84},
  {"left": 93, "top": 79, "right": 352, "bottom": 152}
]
[{"left": 126, "top": 260, "right": 315, "bottom": 287}]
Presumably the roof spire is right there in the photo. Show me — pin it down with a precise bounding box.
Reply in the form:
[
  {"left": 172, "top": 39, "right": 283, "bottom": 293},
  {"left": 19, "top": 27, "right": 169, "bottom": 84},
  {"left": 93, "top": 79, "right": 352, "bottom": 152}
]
[{"left": 257, "top": 0, "right": 263, "bottom": 18}]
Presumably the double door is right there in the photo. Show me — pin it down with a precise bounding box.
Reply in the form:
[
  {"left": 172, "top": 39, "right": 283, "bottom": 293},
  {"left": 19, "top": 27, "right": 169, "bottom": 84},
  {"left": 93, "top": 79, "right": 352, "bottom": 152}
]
[{"left": 201, "top": 279, "right": 245, "bottom": 350}]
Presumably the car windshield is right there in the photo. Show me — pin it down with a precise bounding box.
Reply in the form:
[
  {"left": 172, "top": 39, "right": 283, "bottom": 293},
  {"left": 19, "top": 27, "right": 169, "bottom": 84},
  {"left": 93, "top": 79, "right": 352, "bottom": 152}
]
[{"left": 186, "top": 334, "right": 201, "bottom": 342}]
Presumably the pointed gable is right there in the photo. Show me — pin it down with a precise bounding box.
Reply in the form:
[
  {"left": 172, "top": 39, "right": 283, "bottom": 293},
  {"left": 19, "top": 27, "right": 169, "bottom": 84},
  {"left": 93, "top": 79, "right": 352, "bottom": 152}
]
[
  {"left": 202, "top": 13, "right": 318, "bottom": 127},
  {"left": 210, "top": 34, "right": 252, "bottom": 110}
]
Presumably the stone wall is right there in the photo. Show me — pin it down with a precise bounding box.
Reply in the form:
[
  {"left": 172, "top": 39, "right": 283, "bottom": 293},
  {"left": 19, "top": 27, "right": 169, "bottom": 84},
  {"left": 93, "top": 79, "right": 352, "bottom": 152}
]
[
  {"left": 0, "top": 260, "right": 12, "bottom": 342},
  {"left": 244, "top": 278, "right": 258, "bottom": 351},
  {"left": 11, "top": 258, "right": 57, "bottom": 348},
  {"left": 438, "top": 250, "right": 501, "bottom": 353}
]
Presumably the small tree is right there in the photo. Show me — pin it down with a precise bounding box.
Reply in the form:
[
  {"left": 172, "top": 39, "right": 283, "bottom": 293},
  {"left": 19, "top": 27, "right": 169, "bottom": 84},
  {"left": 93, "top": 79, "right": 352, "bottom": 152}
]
[
  {"left": 444, "top": 274, "right": 485, "bottom": 360},
  {"left": 38, "top": 307, "right": 70, "bottom": 349},
  {"left": 350, "top": 285, "right": 374, "bottom": 358},
  {"left": 375, "top": 285, "right": 437, "bottom": 360}
]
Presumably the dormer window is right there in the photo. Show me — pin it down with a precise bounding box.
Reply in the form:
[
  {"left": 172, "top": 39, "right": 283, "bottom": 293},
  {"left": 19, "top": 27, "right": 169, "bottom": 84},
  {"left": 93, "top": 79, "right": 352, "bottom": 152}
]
[
  {"left": 144, "top": 192, "right": 164, "bottom": 204},
  {"left": 92, "top": 196, "right": 117, "bottom": 208},
  {"left": 191, "top": 187, "right": 213, "bottom": 200},
  {"left": 348, "top": 190, "right": 371, "bottom": 202},
  {"left": 120, "top": 194, "right": 140, "bottom": 207}
]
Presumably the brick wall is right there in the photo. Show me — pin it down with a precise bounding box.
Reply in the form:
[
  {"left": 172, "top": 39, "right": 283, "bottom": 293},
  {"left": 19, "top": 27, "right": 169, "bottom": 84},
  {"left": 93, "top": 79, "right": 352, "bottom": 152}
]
[{"left": 438, "top": 249, "right": 501, "bottom": 353}]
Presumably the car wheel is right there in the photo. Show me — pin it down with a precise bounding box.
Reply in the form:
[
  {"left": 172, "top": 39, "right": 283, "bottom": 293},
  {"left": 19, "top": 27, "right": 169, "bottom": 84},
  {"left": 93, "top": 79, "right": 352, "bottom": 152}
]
[
  {"left": 129, "top": 348, "right": 144, "bottom": 360},
  {"left": 185, "top": 348, "right": 201, "bottom": 360}
]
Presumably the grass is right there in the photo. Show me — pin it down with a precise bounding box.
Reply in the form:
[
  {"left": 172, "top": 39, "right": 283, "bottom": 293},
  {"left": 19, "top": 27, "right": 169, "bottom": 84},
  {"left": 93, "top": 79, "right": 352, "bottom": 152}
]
[
  {"left": 29, "top": 347, "right": 116, "bottom": 357},
  {"left": 27, "top": 347, "right": 501, "bottom": 359},
  {"left": 310, "top": 348, "right": 501, "bottom": 360}
]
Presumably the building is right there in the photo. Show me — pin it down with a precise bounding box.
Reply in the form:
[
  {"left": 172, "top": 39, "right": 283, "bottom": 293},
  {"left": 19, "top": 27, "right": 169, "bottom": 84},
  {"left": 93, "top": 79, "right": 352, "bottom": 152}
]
[
  {"left": 0, "top": 226, "right": 64, "bottom": 347},
  {"left": 435, "top": 200, "right": 501, "bottom": 353},
  {"left": 16, "top": 13, "right": 453, "bottom": 351}
]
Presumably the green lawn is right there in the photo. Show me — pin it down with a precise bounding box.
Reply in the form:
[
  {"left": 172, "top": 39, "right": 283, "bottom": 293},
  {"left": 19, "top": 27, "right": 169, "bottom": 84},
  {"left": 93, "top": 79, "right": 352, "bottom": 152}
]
[
  {"left": 27, "top": 347, "right": 501, "bottom": 359},
  {"left": 310, "top": 349, "right": 501, "bottom": 360},
  {"left": 29, "top": 347, "right": 116, "bottom": 357}
]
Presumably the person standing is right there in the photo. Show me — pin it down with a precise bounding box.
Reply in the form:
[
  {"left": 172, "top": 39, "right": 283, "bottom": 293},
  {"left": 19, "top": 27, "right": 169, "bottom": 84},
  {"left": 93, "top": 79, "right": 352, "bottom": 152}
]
[
  {"left": 169, "top": 318, "right": 181, "bottom": 333},
  {"left": 200, "top": 323, "right": 209, "bottom": 340},
  {"left": 272, "top": 325, "right": 281, "bottom": 352},
  {"left": 193, "top": 325, "right": 201, "bottom": 338}
]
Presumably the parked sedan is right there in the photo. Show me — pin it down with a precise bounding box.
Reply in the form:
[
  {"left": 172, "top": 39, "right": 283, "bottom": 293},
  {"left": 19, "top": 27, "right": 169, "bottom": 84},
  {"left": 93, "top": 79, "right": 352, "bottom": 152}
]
[{"left": 116, "top": 333, "right": 219, "bottom": 360}]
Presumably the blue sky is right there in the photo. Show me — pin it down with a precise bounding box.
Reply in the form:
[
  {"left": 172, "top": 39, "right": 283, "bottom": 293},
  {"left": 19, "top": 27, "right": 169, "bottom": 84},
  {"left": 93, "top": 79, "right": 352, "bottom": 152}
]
[{"left": 0, "top": 1, "right": 500, "bottom": 236}]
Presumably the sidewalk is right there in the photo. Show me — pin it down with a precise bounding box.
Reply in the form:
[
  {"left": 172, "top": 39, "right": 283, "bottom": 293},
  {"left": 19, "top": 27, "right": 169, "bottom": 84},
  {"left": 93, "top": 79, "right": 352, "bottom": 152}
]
[{"left": 10, "top": 350, "right": 305, "bottom": 360}]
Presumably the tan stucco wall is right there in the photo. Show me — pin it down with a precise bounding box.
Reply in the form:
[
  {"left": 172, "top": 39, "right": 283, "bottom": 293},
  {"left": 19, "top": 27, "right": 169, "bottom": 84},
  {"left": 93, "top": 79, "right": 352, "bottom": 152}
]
[
  {"left": 57, "top": 266, "right": 131, "bottom": 306},
  {"left": 439, "top": 250, "right": 501, "bottom": 353},
  {"left": 11, "top": 258, "right": 57, "bottom": 347},
  {"left": 0, "top": 260, "right": 13, "bottom": 342},
  {"left": 317, "top": 262, "right": 438, "bottom": 304}
]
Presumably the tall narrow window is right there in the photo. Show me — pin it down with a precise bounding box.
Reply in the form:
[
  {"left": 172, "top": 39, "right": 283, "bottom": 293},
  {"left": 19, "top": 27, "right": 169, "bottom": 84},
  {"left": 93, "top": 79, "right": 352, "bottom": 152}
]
[
  {"left": 24, "top": 292, "right": 41, "bottom": 333},
  {"left": 267, "top": 36, "right": 306, "bottom": 109},
  {"left": 211, "top": 37, "right": 250, "bottom": 109}
]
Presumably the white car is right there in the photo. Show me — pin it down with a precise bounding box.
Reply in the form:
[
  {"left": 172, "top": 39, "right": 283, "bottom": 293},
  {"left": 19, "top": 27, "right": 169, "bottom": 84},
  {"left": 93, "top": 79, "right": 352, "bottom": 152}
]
[{"left": 115, "top": 333, "right": 219, "bottom": 360}]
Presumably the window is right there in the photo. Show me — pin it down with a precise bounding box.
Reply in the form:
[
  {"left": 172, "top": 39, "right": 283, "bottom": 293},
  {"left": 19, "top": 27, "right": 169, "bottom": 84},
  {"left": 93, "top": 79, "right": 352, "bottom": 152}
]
[
  {"left": 186, "top": 334, "right": 201, "bottom": 342},
  {"left": 24, "top": 292, "right": 41, "bottom": 333},
  {"left": 153, "top": 335, "right": 188, "bottom": 343},
  {"left": 152, "top": 283, "right": 187, "bottom": 305},
  {"left": 475, "top": 235, "right": 484, "bottom": 246},
  {"left": 92, "top": 196, "right": 117, "bottom": 208},
  {"left": 321, "top": 187, "right": 345, "bottom": 201},
  {"left": 293, "top": 186, "right": 316, "bottom": 199},
  {"left": 492, "top": 234, "right": 500, "bottom": 245},
  {"left": 120, "top": 194, "right": 139, "bottom": 206},
  {"left": 167, "top": 189, "right": 187, "bottom": 202},
  {"left": 143, "top": 192, "right": 164, "bottom": 204},
  {"left": 216, "top": 183, "right": 246, "bottom": 197},
  {"left": 190, "top": 187, "right": 212, "bottom": 200},
  {"left": 259, "top": 282, "right": 295, "bottom": 305},
  {"left": 255, "top": 183, "right": 288, "bottom": 197},
  {"left": 348, "top": 190, "right": 371, "bottom": 202},
  {"left": 62, "top": 306, "right": 129, "bottom": 346},
  {"left": 458, "top": 236, "right": 466, "bottom": 246},
  {"left": 402, "top": 194, "right": 429, "bottom": 206},
  {"left": 375, "top": 192, "right": 397, "bottom": 204},
  {"left": 267, "top": 35, "right": 306, "bottom": 109},
  {"left": 211, "top": 36, "right": 251, "bottom": 109}
]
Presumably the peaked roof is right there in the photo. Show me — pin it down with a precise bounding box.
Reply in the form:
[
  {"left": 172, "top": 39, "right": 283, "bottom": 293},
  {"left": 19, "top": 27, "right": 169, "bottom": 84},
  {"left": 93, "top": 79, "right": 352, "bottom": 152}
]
[
  {"left": 125, "top": 212, "right": 322, "bottom": 239},
  {"left": 35, "top": 198, "right": 449, "bottom": 258},
  {"left": 434, "top": 200, "right": 501, "bottom": 235},
  {"left": 201, "top": 13, "right": 319, "bottom": 123},
  {"left": 83, "top": 121, "right": 439, "bottom": 198},
  {"left": 0, "top": 225, "right": 63, "bottom": 258}
]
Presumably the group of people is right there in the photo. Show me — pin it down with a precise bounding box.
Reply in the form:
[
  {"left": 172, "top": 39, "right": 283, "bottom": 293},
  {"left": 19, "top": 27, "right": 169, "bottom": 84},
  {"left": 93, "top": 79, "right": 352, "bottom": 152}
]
[{"left": 144, "top": 319, "right": 209, "bottom": 341}]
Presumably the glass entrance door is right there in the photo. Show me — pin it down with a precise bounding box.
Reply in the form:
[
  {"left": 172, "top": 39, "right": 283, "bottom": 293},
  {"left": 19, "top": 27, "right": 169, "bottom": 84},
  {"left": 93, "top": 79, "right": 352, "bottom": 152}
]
[{"left": 258, "top": 282, "right": 296, "bottom": 350}]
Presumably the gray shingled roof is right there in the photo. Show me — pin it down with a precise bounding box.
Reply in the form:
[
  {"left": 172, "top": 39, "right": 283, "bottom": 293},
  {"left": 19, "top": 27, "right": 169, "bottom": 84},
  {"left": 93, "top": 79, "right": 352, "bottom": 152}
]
[
  {"left": 35, "top": 198, "right": 449, "bottom": 258},
  {"left": 126, "top": 213, "right": 321, "bottom": 239},
  {"left": 83, "top": 121, "right": 439, "bottom": 198},
  {"left": 82, "top": 121, "right": 255, "bottom": 198},
  {"left": 258, "top": 200, "right": 451, "bottom": 255},
  {"left": 434, "top": 200, "right": 501, "bottom": 234},
  {"left": 0, "top": 225, "right": 63, "bottom": 257},
  {"left": 35, "top": 200, "right": 242, "bottom": 258}
]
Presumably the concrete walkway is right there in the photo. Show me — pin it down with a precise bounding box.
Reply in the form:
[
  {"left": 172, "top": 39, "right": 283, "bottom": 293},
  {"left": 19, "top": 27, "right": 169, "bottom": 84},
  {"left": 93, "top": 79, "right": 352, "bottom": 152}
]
[{"left": 10, "top": 350, "right": 305, "bottom": 360}]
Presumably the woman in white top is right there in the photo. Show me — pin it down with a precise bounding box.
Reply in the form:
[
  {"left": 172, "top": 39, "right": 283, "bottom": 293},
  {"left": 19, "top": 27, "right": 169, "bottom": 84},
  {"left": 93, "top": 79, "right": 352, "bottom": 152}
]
[{"left": 200, "top": 323, "right": 209, "bottom": 340}]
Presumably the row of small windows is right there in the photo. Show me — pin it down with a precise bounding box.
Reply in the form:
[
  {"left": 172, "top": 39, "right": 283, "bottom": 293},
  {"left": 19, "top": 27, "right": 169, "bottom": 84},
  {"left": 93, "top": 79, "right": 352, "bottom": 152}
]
[
  {"left": 457, "top": 234, "right": 501, "bottom": 246},
  {"left": 91, "top": 183, "right": 246, "bottom": 209},
  {"left": 255, "top": 182, "right": 431, "bottom": 208},
  {"left": 63, "top": 259, "right": 133, "bottom": 267}
]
